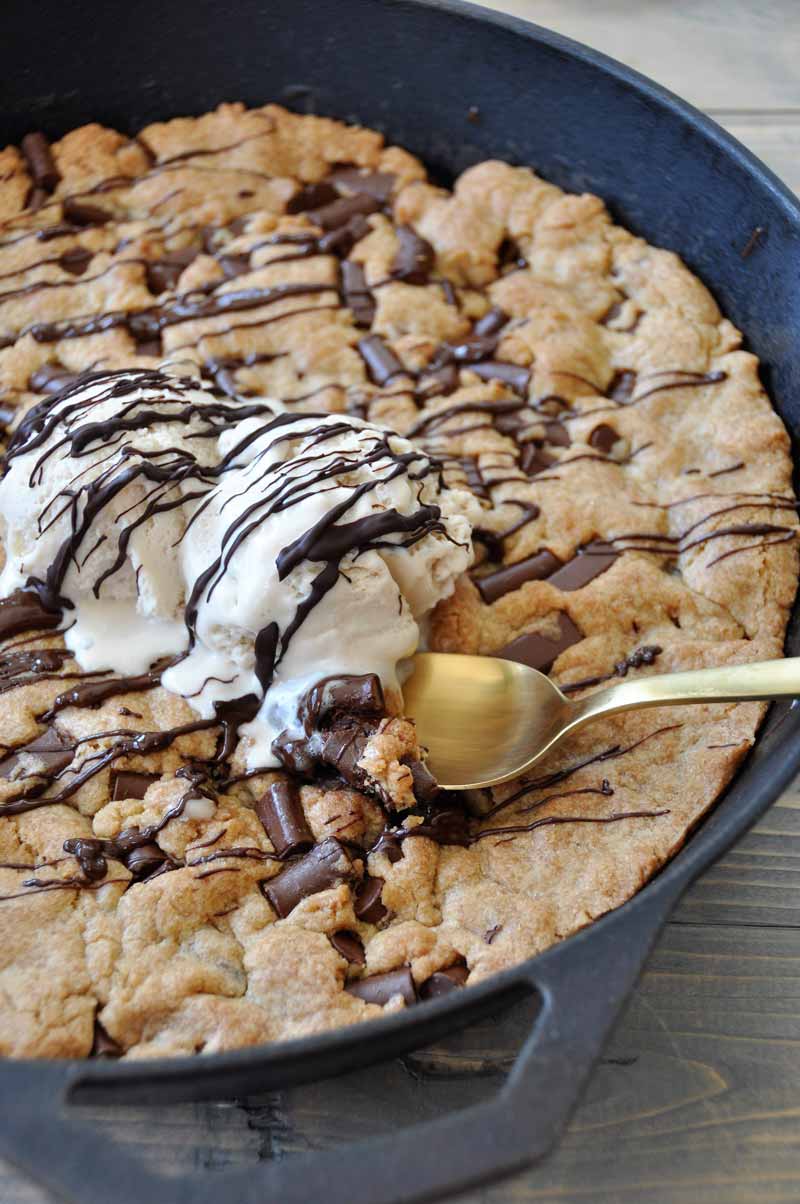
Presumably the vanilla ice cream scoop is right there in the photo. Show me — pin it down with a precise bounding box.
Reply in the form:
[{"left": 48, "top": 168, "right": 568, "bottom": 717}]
[{"left": 0, "top": 368, "right": 476, "bottom": 766}]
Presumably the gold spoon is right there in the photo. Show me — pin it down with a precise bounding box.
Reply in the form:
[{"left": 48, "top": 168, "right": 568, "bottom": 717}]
[{"left": 403, "top": 652, "right": 800, "bottom": 790}]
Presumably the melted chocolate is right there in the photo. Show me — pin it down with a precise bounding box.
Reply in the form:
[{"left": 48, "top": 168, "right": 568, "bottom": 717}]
[{"left": 0, "top": 589, "right": 62, "bottom": 640}]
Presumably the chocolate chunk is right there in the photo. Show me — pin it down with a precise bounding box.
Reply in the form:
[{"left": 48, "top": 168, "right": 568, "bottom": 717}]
[
  {"left": 474, "top": 549, "right": 563, "bottom": 604},
  {"left": 0, "top": 589, "right": 61, "bottom": 641},
  {"left": 329, "top": 167, "right": 395, "bottom": 202},
  {"left": 519, "top": 443, "right": 557, "bottom": 476},
  {"left": 410, "top": 806, "right": 471, "bottom": 846},
  {"left": 391, "top": 225, "right": 434, "bottom": 284},
  {"left": 91, "top": 1019, "right": 122, "bottom": 1059},
  {"left": 330, "top": 930, "right": 366, "bottom": 965},
  {"left": 26, "top": 186, "right": 49, "bottom": 212},
  {"left": 589, "top": 423, "right": 619, "bottom": 454},
  {"left": 354, "top": 876, "right": 388, "bottom": 924},
  {"left": 62, "top": 198, "right": 111, "bottom": 227},
  {"left": 145, "top": 247, "right": 198, "bottom": 294},
  {"left": 400, "top": 756, "right": 440, "bottom": 805},
  {"left": 62, "top": 837, "right": 107, "bottom": 882},
  {"left": 135, "top": 338, "right": 162, "bottom": 358},
  {"left": 607, "top": 369, "right": 637, "bottom": 403},
  {"left": 256, "top": 778, "right": 313, "bottom": 858},
  {"left": 371, "top": 828, "right": 404, "bottom": 864},
  {"left": 544, "top": 420, "right": 570, "bottom": 447},
  {"left": 346, "top": 966, "right": 417, "bottom": 1006},
  {"left": 419, "top": 963, "right": 469, "bottom": 1000},
  {"left": 0, "top": 727, "right": 73, "bottom": 780},
  {"left": 317, "top": 214, "right": 371, "bottom": 256},
  {"left": 497, "top": 612, "right": 584, "bottom": 673},
  {"left": 110, "top": 770, "right": 158, "bottom": 802},
  {"left": 0, "top": 403, "right": 16, "bottom": 430},
  {"left": 218, "top": 253, "right": 252, "bottom": 279},
  {"left": 125, "top": 843, "right": 167, "bottom": 878},
  {"left": 29, "top": 364, "right": 80, "bottom": 395},
  {"left": 261, "top": 838, "right": 354, "bottom": 918},
  {"left": 306, "top": 193, "right": 380, "bottom": 231},
  {"left": 318, "top": 721, "right": 374, "bottom": 787},
  {"left": 416, "top": 362, "right": 459, "bottom": 399},
  {"left": 312, "top": 673, "right": 385, "bottom": 718},
  {"left": 448, "top": 334, "right": 498, "bottom": 364},
  {"left": 58, "top": 247, "right": 92, "bottom": 276},
  {"left": 357, "top": 334, "right": 405, "bottom": 385},
  {"left": 498, "top": 238, "right": 527, "bottom": 270},
  {"left": 36, "top": 223, "right": 75, "bottom": 242},
  {"left": 468, "top": 361, "right": 530, "bottom": 395},
  {"left": 21, "top": 132, "right": 60, "bottom": 193},
  {"left": 473, "top": 307, "right": 508, "bottom": 338},
  {"left": 271, "top": 732, "right": 315, "bottom": 777},
  {"left": 546, "top": 542, "right": 618, "bottom": 592},
  {"left": 127, "top": 311, "right": 162, "bottom": 344},
  {"left": 341, "top": 260, "right": 375, "bottom": 327},
  {"left": 286, "top": 181, "right": 338, "bottom": 214}
]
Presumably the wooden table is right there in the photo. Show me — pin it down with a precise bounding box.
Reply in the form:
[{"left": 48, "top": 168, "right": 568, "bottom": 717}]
[{"left": 4, "top": 3, "right": 800, "bottom": 1201}]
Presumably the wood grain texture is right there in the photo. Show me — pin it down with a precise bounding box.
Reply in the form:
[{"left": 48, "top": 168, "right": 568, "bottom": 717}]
[{"left": 3, "top": 3, "right": 800, "bottom": 1203}]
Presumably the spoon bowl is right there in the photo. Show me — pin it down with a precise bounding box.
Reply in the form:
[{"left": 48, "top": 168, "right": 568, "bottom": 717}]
[{"left": 404, "top": 651, "right": 800, "bottom": 790}]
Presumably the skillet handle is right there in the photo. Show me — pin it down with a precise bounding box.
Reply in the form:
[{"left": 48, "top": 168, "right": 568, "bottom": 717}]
[{"left": 0, "top": 884, "right": 679, "bottom": 1204}]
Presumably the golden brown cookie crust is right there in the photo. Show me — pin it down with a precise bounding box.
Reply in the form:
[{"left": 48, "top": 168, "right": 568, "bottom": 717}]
[{"left": 0, "top": 103, "right": 796, "bottom": 1059}]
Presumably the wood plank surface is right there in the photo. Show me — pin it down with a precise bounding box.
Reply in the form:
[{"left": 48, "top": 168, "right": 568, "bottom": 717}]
[{"left": 3, "top": 3, "right": 800, "bottom": 1203}]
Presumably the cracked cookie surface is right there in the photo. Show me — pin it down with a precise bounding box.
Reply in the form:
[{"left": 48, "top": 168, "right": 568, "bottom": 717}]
[{"left": 0, "top": 103, "right": 796, "bottom": 1059}]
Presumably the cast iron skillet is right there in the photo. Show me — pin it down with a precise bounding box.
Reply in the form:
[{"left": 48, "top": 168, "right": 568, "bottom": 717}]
[{"left": 2, "top": 1, "right": 800, "bottom": 1201}]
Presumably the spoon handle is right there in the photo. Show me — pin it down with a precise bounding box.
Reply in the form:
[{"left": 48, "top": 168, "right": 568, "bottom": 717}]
[{"left": 568, "top": 655, "right": 800, "bottom": 729}]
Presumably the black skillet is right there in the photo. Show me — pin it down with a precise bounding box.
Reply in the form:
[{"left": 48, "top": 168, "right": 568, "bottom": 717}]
[{"left": 1, "top": 1, "right": 800, "bottom": 1201}]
